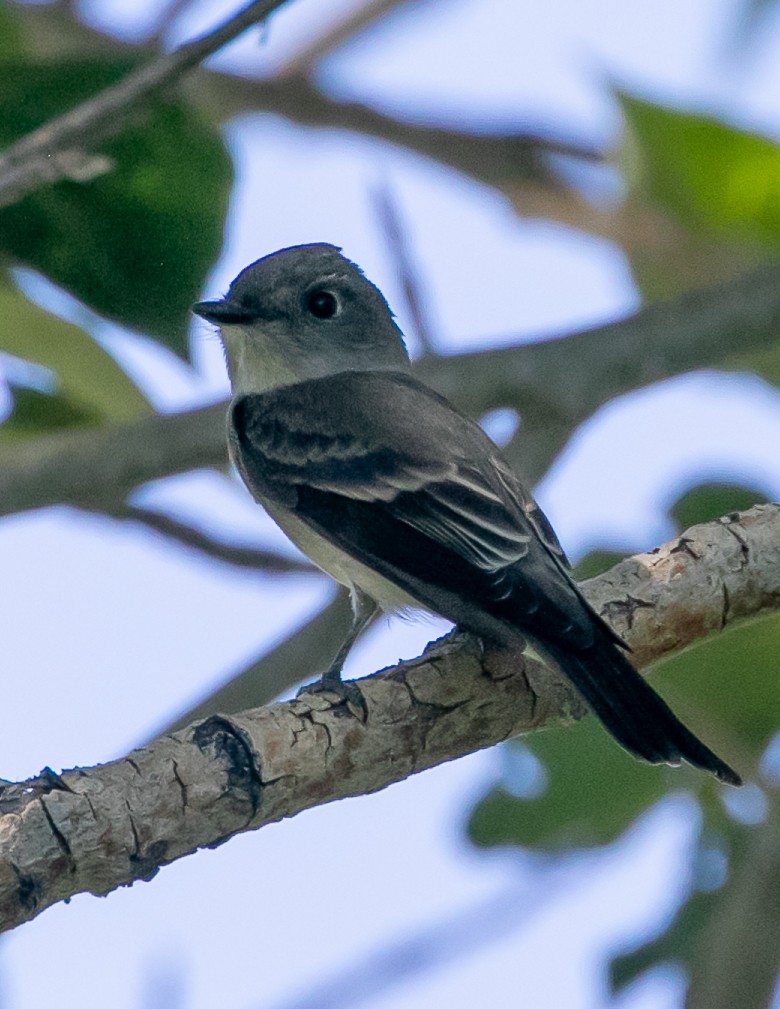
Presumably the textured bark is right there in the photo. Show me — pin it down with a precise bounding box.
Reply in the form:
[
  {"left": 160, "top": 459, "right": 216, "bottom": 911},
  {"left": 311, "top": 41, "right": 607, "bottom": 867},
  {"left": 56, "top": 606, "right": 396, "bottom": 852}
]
[
  {"left": 0, "top": 505, "right": 777, "bottom": 934},
  {"left": 580, "top": 505, "right": 780, "bottom": 669}
]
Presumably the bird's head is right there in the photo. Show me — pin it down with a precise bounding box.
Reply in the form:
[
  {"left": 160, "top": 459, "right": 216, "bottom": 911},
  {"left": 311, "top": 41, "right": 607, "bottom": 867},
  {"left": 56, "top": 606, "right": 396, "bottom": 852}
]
[{"left": 192, "top": 244, "right": 410, "bottom": 396}]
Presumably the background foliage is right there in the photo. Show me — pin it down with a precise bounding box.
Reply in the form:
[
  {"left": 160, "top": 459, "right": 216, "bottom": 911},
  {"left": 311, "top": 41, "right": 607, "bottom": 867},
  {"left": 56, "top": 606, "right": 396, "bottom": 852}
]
[{"left": 1, "top": 0, "right": 779, "bottom": 1006}]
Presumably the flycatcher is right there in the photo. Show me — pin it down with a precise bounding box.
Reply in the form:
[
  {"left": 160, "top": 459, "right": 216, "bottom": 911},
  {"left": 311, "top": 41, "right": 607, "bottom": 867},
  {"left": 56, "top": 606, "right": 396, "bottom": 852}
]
[{"left": 193, "top": 243, "right": 740, "bottom": 786}]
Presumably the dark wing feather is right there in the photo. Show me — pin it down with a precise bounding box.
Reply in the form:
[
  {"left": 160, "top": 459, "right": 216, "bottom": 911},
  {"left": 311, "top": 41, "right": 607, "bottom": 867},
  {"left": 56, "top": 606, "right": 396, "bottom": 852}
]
[
  {"left": 233, "top": 373, "right": 544, "bottom": 572},
  {"left": 231, "top": 370, "right": 595, "bottom": 645}
]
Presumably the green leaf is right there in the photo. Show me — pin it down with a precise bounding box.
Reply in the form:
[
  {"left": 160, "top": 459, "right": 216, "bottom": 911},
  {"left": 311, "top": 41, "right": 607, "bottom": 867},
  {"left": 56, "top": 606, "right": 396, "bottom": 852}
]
[
  {"left": 467, "top": 718, "right": 676, "bottom": 851},
  {"left": 0, "top": 59, "right": 232, "bottom": 355},
  {"left": 572, "top": 548, "right": 628, "bottom": 582},
  {"left": 652, "top": 611, "right": 780, "bottom": 767},
  {"left": 0, "top": 4, "right": 24, "bottom": 61},
  {"left": 3, "top": 385, "right": 103, "bottom": 438},
  {"left": 610, "top": 810, "right": 764, "bottom": 994},
  {"left": 0, "top": 278, "right": 150, "bottom": 427},
  {"left": 669, "top": 483, "right": 770, "bottom": 533},
  {"left": 611, "top": 888, "right": 714, "bottom": 994},
  {"left": 726, "top": 341, "right": 780, "bottom": 389},
  {"left": 619, "top": 92, "right": 780, "bottom": 248}
]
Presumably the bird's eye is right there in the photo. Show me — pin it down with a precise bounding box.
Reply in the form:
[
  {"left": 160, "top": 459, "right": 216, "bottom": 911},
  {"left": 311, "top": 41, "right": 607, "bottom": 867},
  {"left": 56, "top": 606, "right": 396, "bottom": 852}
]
[{"left": 305, "top": 289, "right": 339, "bottom": 320}]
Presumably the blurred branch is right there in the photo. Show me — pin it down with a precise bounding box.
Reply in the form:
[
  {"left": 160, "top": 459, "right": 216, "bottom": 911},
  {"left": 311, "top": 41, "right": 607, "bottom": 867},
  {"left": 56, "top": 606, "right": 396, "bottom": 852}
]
[
  {"left": 3, "top": 2, "right": 767, "bottom": 280},
  {"left": 267, "top": 877, "right": 558, "bottom": 1009},
  {"left": 0, "top": 505, "right": 776, "bottom": 933},
  {"left": 107, "top": 503, "right": 313, "bottom": 573},
  {"left": 2, "top": 261, "right": 779, "bottom": 517},
  {"left": 4, "top": 0, "right": 757, "bottom": 273},
  {"left": 160, "top": 590, "right": 354, "bottom": 731},
  {"left": 372, "top": 180, "right": 438, "bottom": 354},
  {"left": 203, "top": 71, "right": 602, "bottom": 197},
  {"left": 0, "top": 0, "right": 292, "bottom": 208},
  {"left": 501, "top": 422, "right": 573, "bottom": 488},
  {"left": 0, "top": 401, "right": 226, "bottom": 517},
  {"left": 3, "top": 0, "right": 603, "bottom": 219},
  {"left": 417, "top": 258, "right": 780, "bottom": 483},
  {"left": 151, "top": 0, "right": 202, "bottom": 44},
  {"left": 417, "top": 259, "right": 780, "bottom": 424},
  {"left": 687, "top": 789, "right": 780, "bottom": 1009},
  {"left": 275, "top": 0, "right": 416, "bottom": 78}
]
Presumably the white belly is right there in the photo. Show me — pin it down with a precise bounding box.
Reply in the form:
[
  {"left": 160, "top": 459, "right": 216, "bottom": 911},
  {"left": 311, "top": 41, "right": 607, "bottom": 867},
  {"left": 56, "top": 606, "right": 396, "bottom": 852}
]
[{"left": 264, "top": 500, "right": 421, "bottom": 612}]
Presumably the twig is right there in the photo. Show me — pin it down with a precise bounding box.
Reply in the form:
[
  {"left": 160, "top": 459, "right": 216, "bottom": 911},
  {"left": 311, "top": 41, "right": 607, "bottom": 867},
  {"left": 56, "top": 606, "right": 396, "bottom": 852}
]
[
  {"left": 4, "top": 2, "right": 606, "bottom": 223},
  {"left": 208, "top": 72, "right": 604, "bottom": 180},
  {"left": 159, "top": 590, "right": 354, "bottom": 731},
  {"left": 268, "top": 877, "right": 562, "bottom": 1009},
  {"left": 275, "top": 0, "right": 415, "bottom": 78},
  {"left": 0, "top": 0, "right": 292, "bottom": 208},
  {"left": 0, "top": 505, "right": 775, "bottom": 934},
  {"left": 372, "top": 179, "right": 438, "bottom": 354},
  {"left": 109, "top": 503, "right": 313, "bottom": 573}
]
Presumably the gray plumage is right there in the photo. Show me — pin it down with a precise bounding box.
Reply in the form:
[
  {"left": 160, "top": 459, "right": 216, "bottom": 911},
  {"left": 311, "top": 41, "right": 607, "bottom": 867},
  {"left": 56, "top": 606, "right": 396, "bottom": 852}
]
[{"left": 193, "top": 243, "right": 741, "bottom": 786}]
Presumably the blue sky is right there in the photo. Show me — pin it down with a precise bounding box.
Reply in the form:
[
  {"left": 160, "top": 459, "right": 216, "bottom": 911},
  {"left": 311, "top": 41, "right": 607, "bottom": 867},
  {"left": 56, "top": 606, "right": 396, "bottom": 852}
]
[{"left": 2, "top": 1, "right": 780, "bottom": 1007}]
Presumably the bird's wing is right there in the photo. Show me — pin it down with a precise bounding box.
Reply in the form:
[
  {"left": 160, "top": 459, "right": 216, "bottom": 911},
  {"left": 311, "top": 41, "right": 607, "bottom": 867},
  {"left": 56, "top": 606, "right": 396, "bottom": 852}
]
[
  {"left": 231, "top": 370, "right": 594, "bottom": 643},
  {"left": 232, "top": 371, "right": 559, "bottom": 569}
]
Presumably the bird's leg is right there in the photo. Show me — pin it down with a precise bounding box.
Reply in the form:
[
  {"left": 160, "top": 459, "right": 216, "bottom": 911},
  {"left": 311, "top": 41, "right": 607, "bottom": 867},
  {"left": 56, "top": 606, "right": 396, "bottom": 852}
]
[
  {"left": 322, "top": 589, "right": 378, "bottom": 685},
  {"left": 298, "top": 589, "right": 378, "bottom": 719}
]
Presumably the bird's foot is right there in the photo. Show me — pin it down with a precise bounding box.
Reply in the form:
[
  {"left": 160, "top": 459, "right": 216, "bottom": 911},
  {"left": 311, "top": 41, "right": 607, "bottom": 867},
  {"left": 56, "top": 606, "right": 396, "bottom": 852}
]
[{"left": 296, "top": 671, "right": 368, "bottom": 722}]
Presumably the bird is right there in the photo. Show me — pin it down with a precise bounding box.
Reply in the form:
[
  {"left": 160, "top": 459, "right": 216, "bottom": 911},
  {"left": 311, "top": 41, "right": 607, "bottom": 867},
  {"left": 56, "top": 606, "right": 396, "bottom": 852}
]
[{"left": 192, "top": 242, "right": 741, "bottom": 786}]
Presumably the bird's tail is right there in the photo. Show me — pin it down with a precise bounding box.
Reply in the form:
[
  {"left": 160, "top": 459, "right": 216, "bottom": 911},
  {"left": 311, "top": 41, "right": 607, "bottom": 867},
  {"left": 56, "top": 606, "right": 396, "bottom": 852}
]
[{"left": 540, "top": 635, "right": 741, "bottom": 786}]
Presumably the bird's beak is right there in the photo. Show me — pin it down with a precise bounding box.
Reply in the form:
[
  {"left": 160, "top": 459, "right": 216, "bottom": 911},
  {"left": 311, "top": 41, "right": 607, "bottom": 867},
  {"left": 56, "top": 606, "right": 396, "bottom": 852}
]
[{"left": 192, "top": 299, "right": 257, "bottom": 325}]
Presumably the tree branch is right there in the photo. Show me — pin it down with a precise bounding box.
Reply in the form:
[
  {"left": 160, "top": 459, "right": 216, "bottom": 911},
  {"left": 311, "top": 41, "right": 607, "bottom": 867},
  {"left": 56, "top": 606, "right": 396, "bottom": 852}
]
[
  {"left": 420, "top": 258, "right": 780, "bottom": 483},
  {"left": 106, "top": 503, "right": 313, "bottom": 573},
  {"left": 267, "top": 880, "right": 551, "bottom": 1009},
  {"left": 0, "top": 505, "right": 776, "bottom": 934},
  {"left": 204, "top": 71, "right": 600, "bottom": 194},
  {"left": 2, "top": 261, "right": 779, "bottom": 517},
  {"left": 687, "top": 789, "right": 780, "bottom": 1009},
  {"left": 418, "top": 259, "right": 780, "bottom": 424},
  {"left": 0, "top": 0, "right": 292, "bottom": 208},
  {"left": 0, "top": 401, "right": 225, "bottom": 516},
  {"left": 274, "top": 0, "right": 415, "bottom": 78},
  {"left": 2, "top": 0, "right": 602, "bottom": 218}
]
